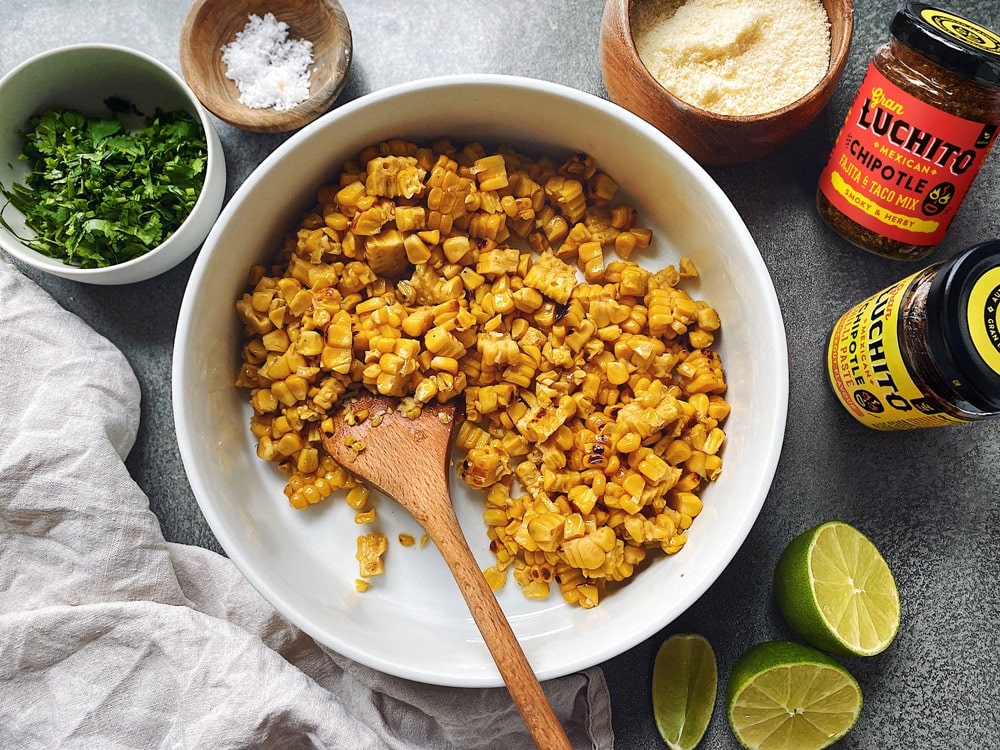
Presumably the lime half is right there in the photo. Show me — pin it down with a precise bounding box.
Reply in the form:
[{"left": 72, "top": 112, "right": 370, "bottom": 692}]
[
  {"left": 774, "top": 521, "right": 900, "bottom": 657},
  {"left": 652, "top": 633, "right": 717, "bottom": 750},
  {"left": 726, "top": 640, "right": 862, "bottom": 750}
]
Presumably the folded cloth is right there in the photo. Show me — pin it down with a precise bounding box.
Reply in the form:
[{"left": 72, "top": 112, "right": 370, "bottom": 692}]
[{"left": 0, "top": 254, "right": 614, "bottom": 750}]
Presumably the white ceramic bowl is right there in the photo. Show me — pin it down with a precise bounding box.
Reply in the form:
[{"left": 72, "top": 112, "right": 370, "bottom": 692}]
[
  {"left": 173, "top": 74, "right": 788, "bottom": 686},
  {"left": 0, "top": 44, "right": 225, "bottom": 285}
]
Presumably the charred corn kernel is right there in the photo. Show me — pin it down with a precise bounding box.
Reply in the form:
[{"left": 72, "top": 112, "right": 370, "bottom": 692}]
[
  {"left": 484, "top": 508, "right": 510, "bottom": 527},
  {"left": 637, "top": 452, "right": 669, "bottom": 482},
  {"left": 520, "top": 579, "right": 549, "bottom": 600},
  {"left": 262, "top": 328, "right": 291, "bottom": 353},
  {"left": 578, "top": 241, "right": 605, "bottom": 281},
  {"left": 512, "top": 287, "right": 544, "bottom": 313},
  {"left": 621, "top": 472, "right": 645, "bottom": 499},
  {"left": 614, "top": 231, "right": 638, "bottom": 259},
  {"left": 688, "top": 392, "right": 710, "bottom": 419},
  {"left": 588, "top": 171, "right": 618, "bottom": 201},
  {"left": 703, "top": 454, "right": 723, "bottom": 480},
  {"left": 459, "top": 444, "right": 511, "bottom": 488},
  {"left": 424, "top": 355, "right": 456, "bottom": 374},
  {"left": 345, "top": 484, "right": 371, "bottom": 511},
  {"left": 276, "top": 432, "right": 304, "bottom": 457},
  {"left": 460, "top": 267, "right": 486, "bottom": 291},
  {"left": 696, "top": 305, "right": 721, "bottom": 331},
  {"left": 251, "top": 389, "right": 278, "bottom": 414},
  {"left": 296, "top": 446, "right": 320, "bottom": 474},
  {"left": 669, "top": 491, "right": 703, "bottom": 518},
  {"left": 614, "top": 431, "right": 641, "bottom": 454},
  {"left": 522, "top": 251, "right": 577, "bottom": 305},
  {"left": 688, "top": 330, "right": 714, "bottom": 348},
  {"left": 545, "top": 176, "right": 587, "bottom": 223},
  {"left": 483, "top": 565, "right": 508, "bottom": 591},
  {"left": 527, "top": 512, "right": 564, "bottom": 551},
  {"left": 703, "top": 427, "right": 726, "bottom": 455},
  {"left": 675, "top": 471, "right": 702, "bottom": 493},
  {"left": 561, "top": 535, "right": 606, "bottom": 571},
  {"left": 663, "top": 439, "right": 693, "bottom": 465},
  {"left": 477, "top": 248, "right": 521, "bottom": 276},
  {"left": 707, "top": 396, "right": 731, "bottom": 421},
  {"left": 471, "top": 153, "right": 509, "bottom": 191},
  {"left": 406, "top": 377, "right": 433, "bottom": 404},
  {"left": 356, "top": 532, "right": 388, "bottom": 578},
  {"left": 568, "top": 484, "right": 598, "bottom": 515},
  {"left": 424, "top": 326, "right": 466, "bottom": 358},
  {"left": 402, "top": 234, "right": 432, "bottom": 264}
]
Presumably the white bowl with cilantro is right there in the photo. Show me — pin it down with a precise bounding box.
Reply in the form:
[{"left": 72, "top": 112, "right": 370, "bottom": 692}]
[{"left": 0, "top": 44, "right": 225, "bottom": 285}]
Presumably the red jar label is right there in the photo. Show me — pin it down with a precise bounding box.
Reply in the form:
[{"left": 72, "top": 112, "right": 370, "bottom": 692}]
[{"left": 819, "top": 63, "right": 998, "bottom": 247}]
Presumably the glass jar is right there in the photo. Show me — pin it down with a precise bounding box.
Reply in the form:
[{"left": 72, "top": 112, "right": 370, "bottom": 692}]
[
  {"left": 817, "top": 3, "right": 1000, "bottom": 260},
  {"left": 827, "top": 240, "right": 1000, "bottom": 429}
]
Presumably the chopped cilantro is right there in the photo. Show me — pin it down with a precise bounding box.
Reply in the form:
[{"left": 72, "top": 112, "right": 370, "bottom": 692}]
[{"left": 0, "top": 99, "right": 208, "bottom": 268}]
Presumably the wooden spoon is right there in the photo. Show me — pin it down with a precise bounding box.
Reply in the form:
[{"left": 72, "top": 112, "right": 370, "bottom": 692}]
[{"left": 321, "top": 391, "right": 573, "bottom": 750}]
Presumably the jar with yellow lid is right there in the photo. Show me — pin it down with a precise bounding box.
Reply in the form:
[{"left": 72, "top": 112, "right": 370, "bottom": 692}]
[
  {"left": 817, "top": 3, "right": 1000, "bottom": 260},
  {"left": 828, "top": 240, "right": 1000, "bottom": 429}
]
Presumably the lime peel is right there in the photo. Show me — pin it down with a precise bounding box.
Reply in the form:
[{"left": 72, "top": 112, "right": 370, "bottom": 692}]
[{"left": 652, "top": 632, "right": 718, "bottom": 750}]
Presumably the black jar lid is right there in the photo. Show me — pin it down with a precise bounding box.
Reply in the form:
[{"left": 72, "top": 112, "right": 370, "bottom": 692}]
[
  {"left": 891, "top": 3, "right": 1000, "bottom": 86},
  {"left": 925, "top": 240, "right": 1000, "bottom": 412}
]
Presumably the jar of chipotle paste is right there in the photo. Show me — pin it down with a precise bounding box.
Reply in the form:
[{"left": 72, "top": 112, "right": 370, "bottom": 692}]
[
  {"left": 817, "top": 3, "right": 1000, "bottom": 260},
  {"left": 828, "top": 240, "right": 1000, "bottom": 429}
]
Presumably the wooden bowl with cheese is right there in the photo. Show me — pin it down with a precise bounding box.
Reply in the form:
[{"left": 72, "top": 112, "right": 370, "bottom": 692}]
[{"left": 599, "top": 0, "right": 853, "bottom": 166}]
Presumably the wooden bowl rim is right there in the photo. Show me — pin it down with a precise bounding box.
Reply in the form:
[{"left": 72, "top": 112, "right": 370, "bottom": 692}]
[
  {"left": 179, "top": 0, "right": 353, "bottom": 133},
  {"left": 608, "top": 0, "right": 854, "bottom": 124}
]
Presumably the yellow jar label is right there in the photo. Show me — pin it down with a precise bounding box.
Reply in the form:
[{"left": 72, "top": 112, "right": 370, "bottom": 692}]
[
  {"left": 967, "top": 265, "right": 1000, "bottom": 376},
  {"left": 919, "top": 8, "right": 1000, "bottom": 57},
  {"left": 827, "top": 272, "right": 967, "bottom": 429}
]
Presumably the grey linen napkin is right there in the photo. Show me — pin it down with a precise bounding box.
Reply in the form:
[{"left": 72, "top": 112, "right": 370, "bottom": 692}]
[{"left": 0, "top": 254, "right": 614, "bottom": 749}]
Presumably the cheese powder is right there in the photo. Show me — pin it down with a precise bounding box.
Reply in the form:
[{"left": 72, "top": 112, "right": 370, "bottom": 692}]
[{"left": 631, "top": 0, "right": 831, "bottom": 116}]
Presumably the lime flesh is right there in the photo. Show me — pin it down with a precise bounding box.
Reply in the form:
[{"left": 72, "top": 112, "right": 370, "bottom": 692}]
[
  {"left": 652, "top": 633, "right": 717, "bottom": 750},
  {"left": 726, "top": 640, "right": 862, "bottom": 750},
  {"left": 774, "top": 521, "right": 900, "bottom": 657}
]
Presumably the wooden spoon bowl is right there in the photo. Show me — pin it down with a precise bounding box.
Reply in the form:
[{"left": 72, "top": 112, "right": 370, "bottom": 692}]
[
  {"left": 321, "top": 391, "right": 572, "bottom": 750},
  {"left": 179, "top": 0, "right": 352, "bottom": 133},
  {"left": 599, "top": 0, "right": 853, "bottom": 166}
]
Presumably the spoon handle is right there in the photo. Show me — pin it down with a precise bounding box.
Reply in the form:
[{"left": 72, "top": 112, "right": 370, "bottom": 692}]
[{"left": 426, "top": 496, "right": 574, "bottom": 750}]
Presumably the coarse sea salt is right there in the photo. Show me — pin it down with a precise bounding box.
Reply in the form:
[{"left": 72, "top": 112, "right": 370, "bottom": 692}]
[{"left": 221, "top": 12, "right": 314, "bottom": 112}]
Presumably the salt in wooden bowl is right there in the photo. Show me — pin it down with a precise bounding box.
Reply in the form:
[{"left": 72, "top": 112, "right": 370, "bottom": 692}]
[
  {"left": 179, "top": 0, "right": 352, "bottom": 133},
  {"left": 599, "top": 0, "right": 853, "bottom": 166}
]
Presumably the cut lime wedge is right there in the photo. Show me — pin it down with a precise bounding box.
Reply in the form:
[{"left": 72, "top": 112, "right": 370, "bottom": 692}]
[{"left": 652, "top": 633, "right": 717, "bottom": 750}]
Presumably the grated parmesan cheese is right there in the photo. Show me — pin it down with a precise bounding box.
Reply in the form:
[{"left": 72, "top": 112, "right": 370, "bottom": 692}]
[
  {"left": 631, "top": 0, "right": 831, "bottom": 116},
  {"left": 221, "top": 12, "right": 314, "bottom": 112}
]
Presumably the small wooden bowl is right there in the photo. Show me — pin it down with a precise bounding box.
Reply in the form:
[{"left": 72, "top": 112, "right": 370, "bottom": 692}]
[
  {"left": 599, "top": 0, "right": 853, "bottom": 166},
  {"left": 179, "top": 0, "right": 352, "bottom": 133}
]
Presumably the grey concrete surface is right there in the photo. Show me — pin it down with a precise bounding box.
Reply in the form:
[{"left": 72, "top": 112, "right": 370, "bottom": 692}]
[{"left": 2, "top": 1, "right": 998, "bottom": 748}]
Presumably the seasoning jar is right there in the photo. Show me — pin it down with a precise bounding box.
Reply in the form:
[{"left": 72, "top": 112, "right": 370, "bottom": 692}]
[
  {"left": 817, "top": 3, "right": 1000, "bottom": 260},
  {"left": 828, "top": 240, "right": 1000, "bottom": 429}
]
